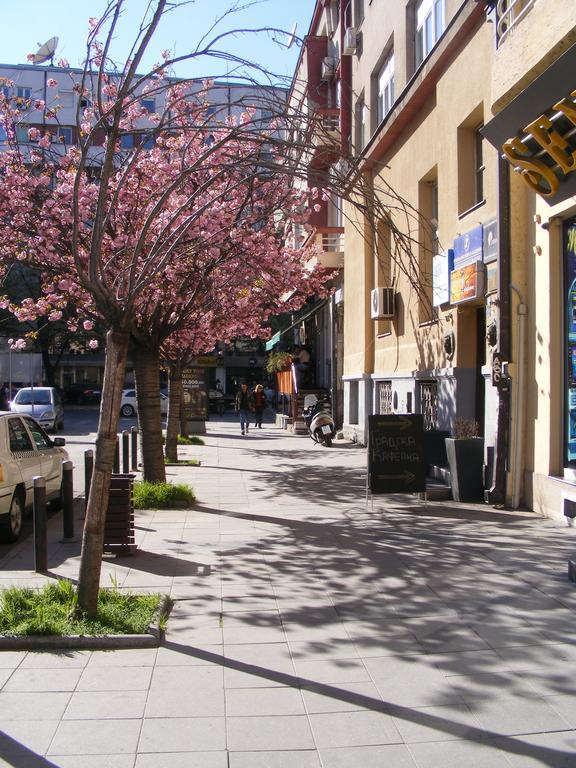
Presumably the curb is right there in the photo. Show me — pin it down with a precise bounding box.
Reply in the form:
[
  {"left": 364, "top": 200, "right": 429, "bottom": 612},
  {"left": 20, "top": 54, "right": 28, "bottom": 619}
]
[{"left": 0, "top": 594, "right": 173, "bottom": 651}]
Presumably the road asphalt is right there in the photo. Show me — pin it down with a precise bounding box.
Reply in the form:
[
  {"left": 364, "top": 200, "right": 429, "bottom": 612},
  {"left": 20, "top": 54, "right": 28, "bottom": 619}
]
[{"left": 1, "top": 414, "right": 576, "bottom": 767}]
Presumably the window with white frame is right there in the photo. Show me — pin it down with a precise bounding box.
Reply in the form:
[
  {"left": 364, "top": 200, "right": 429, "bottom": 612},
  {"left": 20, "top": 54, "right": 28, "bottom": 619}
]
[
  {"left": 377, "top": 53, "right": 395, "bottom": 125},
  {"left": 415, "top": 0, "right": 445, "bottom": 66},
  {"left": 355, "top": 97, "right": 367, "bottom": 153},
  {"left": 16, "top": 87, "right": 32, "bottom": 101}
]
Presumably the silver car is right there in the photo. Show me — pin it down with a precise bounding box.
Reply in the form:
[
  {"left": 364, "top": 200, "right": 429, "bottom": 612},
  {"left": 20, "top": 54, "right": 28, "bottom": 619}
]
[
  {"left": 10, "top": 387, "right": 64, "bottom": 432},
  {"left": 0, "top": 412, "right": 68, "bottom": 542}
]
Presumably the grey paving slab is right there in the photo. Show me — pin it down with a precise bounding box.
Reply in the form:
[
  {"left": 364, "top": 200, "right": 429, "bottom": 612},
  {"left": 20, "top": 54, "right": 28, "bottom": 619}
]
[
  {"left": 226, "top": 714, "right": 316, "bottom": 751},
  {"left": 467, "top": 693, "right": 573, "bottom": 736},
  {"left": 407, "top": 739, "right": 513, "bottom": 767},
  {"left": 3, "top": 667, "right": 83, "bottom": 693},
  {"left": 228, "top": 750, "right": 322, "bottom": 768},
  {"left": 138, "top": 716, "right": 226, "bottom": 752},
  {"left": 494, "top": 731, "right": 576, "bottom": 767},
  {"left": 45, "top": 757, "right": 135, "bottom": 768},
  {"left": 77, "top": 664, "right": 153, "bottom": 693},
  {"left": 64, "top": 689, "right": 148, "bottom": 720},
  {"left": 0, "top": 719, "right": 59, "bottom": 755},
  {"left": 136, "top": 753, "right": 228, "bottom": 768},
  {"left": 0, "top": 691, "right": 71, "bottom": 721},
  {"left": 225, "top": 686, "right": 306, "bottom": 716},
  {"left": 85, "top": 648, "right": 158, "bottom": 667},
  {"left": 309, "top": 709, "right": 402, "bottom": 748},
  {"left": 320, "top": 744, "right": 418, "bottom": 768},
  {"left": 49, "top": 718, "right": 141, "bottom": 755}
]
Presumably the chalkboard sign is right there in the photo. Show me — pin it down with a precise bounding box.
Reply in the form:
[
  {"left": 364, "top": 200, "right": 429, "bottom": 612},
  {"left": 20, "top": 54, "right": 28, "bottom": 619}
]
[{"left": 368, "top": 414, "right": 426, "bottom": 494}]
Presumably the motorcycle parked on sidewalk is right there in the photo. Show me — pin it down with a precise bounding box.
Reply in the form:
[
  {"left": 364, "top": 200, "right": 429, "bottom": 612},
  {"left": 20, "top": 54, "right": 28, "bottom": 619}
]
[{"left": 302, "top": 394, "right": 336, "bottom": 447}]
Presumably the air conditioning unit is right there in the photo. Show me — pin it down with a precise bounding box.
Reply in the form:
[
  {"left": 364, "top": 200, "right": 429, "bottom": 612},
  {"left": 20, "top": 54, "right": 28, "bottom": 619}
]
[
  {"left": 343, "top": 27, "right": 357, "bottom": 55},
  {"left": 371, "top": 287, "right": 395, "bottom": 319},
  {"left": 320, "top": 57, "right": 336, "bottom": 81}
]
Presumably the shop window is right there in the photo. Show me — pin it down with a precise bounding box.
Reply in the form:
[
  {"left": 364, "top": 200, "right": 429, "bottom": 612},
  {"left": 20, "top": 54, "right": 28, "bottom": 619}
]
[{"left": 564, "top": 218, "right": 576, "bottom": 467}]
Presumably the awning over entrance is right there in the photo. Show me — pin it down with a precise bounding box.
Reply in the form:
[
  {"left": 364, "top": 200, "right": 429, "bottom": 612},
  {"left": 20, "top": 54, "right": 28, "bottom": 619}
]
[{"left": 264, "top": 300, "right": 328, "bottom": 352}]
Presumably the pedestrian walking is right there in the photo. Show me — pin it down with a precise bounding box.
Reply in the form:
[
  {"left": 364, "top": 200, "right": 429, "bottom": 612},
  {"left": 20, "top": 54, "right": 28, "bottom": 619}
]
[
  {"left": 235, "top": 382, "right": 254, "bottom": 435},
  {"left": 253, "top": 384, "right": 267, "bottom": 428}
]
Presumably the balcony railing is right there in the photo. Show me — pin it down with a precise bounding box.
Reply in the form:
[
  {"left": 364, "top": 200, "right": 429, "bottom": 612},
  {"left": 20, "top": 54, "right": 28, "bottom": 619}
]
[
  {"left": 305, "top": 227, "right": 345, "bottom": 270},
  {"left": 310, "top": 108, "right": 341, "bottom": 150},
  {"left": 496, "top": 0, "right": 535, "bottom": 45}
]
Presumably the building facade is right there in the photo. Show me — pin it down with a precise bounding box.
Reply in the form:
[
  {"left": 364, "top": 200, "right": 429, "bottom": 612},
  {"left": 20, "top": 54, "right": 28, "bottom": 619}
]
[{"left": 293, "top": 0, "right": 576, "bottom": 517}]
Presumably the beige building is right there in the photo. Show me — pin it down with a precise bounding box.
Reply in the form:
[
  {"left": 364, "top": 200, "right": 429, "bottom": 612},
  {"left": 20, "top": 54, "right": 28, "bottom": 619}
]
[{"left": 293, "top": 0, "right": 576, "bottom": 516}]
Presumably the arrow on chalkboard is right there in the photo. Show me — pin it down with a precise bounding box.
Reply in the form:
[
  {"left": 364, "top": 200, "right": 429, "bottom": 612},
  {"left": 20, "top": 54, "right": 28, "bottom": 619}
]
[
  {"left": 376, "top": 470, "right": 416, "bottom": 484},
  {"left": 375, "top": 416, "right": 414, "bottom": 431}
]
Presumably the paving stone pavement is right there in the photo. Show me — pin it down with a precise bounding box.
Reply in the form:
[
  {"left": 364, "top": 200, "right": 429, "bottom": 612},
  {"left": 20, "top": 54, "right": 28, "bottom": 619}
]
[{"left": 2, "top": 416, "right": 576, "bottom": 767}]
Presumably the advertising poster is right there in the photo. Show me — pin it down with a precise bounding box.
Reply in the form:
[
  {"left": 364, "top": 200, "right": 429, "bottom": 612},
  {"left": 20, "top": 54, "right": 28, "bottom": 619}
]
[
  {"left": 565, "top": 218, "right": 576, "bottom": 464},
  {"left": 450, "top": 262, "right": 485, "bottom": 304},
  {"left": 182, "top": 367, "right": 208, "bottom": 422}
]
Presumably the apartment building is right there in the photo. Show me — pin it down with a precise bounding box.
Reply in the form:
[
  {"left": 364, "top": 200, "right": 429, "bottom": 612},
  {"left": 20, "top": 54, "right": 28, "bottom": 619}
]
[{"left": 291, "top": 0, "right": 576, "bottom": 515}]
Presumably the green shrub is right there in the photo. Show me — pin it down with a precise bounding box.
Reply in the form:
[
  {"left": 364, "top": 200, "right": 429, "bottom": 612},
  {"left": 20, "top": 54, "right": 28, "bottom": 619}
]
[
  {"left": 133, "top": 480, "right": 195, "bottom": 509},
  {"left": 177, "top": 435, "right": 204, "bottom": 445},
  {"left": 164, "top": 458, "right": 200, "bottom": 466},
  {"left": 0, "top": 581, "right": 160, "bottom": 637}
]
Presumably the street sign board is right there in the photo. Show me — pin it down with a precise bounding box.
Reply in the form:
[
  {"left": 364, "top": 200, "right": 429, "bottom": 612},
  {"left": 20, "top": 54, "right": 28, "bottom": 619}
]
[{"left": 368, "top": 414, "right": 426, "bottom": 494}]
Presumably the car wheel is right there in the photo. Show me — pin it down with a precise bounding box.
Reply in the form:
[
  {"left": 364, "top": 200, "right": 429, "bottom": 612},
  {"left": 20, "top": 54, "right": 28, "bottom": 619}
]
[
  {"left": 0, "top": 492, "right": 24, "bottom": 543},
  {"left": 121, "top": 404, "right": 135, "bottom": 417}
]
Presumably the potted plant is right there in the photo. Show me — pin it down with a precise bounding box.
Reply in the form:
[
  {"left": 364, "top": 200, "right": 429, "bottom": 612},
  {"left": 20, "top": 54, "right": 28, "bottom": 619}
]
[
  {"left": 445, "top": 418, "right": 485, "bottom": 502},
  {"left": 265, "top": 350, "right": 293, "bottom": 374}
]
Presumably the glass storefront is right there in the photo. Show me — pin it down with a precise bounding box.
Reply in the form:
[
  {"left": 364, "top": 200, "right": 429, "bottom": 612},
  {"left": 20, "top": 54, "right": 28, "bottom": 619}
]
[{"left": 564, "top": 217, "right": 576, "bottom": 466}]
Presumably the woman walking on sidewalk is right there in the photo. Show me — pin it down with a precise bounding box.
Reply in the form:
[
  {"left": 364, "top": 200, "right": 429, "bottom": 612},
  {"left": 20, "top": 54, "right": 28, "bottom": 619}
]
[
  {"left": 235, "top": 382, "right": 254, "bottom": 435},
  {"left": 253, "top": 384, "right": 267, "bottom": 428}
]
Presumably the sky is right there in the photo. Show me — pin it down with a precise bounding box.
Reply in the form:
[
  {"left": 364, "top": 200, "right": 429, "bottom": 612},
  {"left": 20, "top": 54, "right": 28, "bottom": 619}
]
[{"left": 0, "top": 0, "right": 317, "bottom": 85}]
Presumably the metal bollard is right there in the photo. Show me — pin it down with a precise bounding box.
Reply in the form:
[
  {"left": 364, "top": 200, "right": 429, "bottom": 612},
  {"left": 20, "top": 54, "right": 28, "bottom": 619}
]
[
  {"left": 131, "top": 426, "right": 138, "bottom": 471},
  {"left": 61, "top": 460, "right": 75, "bottom": 541},
  {"left": 84, "top": 449, "right": 94, "bottom": 512},
  {"left": 122, "top": 430, "right": 130, "bottom": 474},
  {"left": 33, "top": 476, "right": 47, "bottom": 572},
  {"left": 113, "top": 437, "right": 120, "bottom": 474}
]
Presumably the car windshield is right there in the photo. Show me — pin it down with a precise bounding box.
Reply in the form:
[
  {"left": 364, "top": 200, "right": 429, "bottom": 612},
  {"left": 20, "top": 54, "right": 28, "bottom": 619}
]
[{"left": 14, "top": 390, "right": 51, "bottom": 405}]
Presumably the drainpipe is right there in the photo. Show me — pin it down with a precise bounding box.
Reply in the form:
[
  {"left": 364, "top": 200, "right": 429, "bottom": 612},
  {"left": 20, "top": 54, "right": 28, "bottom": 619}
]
[
  {"left": 510, "top": 283, "right": 527, "bottom": 509},
  {"left": 488, "top": 156, "right": 511, "bottom": 507}
]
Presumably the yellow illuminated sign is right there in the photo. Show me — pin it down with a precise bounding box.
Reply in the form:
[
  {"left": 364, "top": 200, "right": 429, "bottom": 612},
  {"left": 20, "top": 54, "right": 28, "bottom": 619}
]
[{"left": 502, "top": 88, "right": 576, "bottom": 197}]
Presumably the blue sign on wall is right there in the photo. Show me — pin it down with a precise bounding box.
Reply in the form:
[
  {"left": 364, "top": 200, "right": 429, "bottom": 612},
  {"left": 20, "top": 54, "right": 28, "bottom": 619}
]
[{"left": 453, "top": 225, "right": 483, "bottom": 269}]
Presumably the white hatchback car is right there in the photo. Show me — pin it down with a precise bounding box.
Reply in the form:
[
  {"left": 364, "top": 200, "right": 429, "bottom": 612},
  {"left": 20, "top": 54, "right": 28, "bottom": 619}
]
[
  {"left": 120, "top": 389, "right": 168, "bottom": 417},
  {"left": 10, "top": 387, "right": 64, "bottom": 432},
  {"left": 0, "top": 412, "right": 69, "bottom": 542}
]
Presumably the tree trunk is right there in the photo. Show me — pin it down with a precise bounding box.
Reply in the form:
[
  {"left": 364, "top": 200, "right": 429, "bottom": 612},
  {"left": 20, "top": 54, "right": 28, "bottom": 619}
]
[
  {"left": 165, "top": 360, "right": 183, "bottom": 463},
  {"left": 133, "top": 339, "right": 166, "bottom": 483},
  {"left": 77, "top": 329, "right": 129, "bottom": 616},
  {"left": 179, "top": 389, "right": 189, "bottom": 438}
]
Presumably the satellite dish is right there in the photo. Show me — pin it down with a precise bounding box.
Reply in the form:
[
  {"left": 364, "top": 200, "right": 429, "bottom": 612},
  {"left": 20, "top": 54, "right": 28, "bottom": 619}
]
[
  {"left": 287, "top": 23, "right": 298, "bottom": 49},
  {"left": 32, "top": 37, "right": 59, "bottom": 65}
]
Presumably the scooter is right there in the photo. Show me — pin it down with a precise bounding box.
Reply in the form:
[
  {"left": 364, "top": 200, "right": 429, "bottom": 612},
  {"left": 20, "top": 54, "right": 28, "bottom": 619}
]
[{"left": 302, "top": 394, "right": 336, "bottom": 447}]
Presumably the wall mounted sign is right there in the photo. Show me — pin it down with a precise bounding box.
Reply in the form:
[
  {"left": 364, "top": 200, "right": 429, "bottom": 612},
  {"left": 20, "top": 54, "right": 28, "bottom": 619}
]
[
  {"left": 482, "top": 42, "right": 576, "bottom": 205},
  {"left": 433, "top": 249, "right": 453, "bottom": 307},
  {"left": 483, "top": 218, "right": 498, "bottom": 263},
  {"left": 453, "top": 226, "right": 483, "bottom": 269},
  {"left": 450, "top": 261, "right": 485, "bottom": 305}
]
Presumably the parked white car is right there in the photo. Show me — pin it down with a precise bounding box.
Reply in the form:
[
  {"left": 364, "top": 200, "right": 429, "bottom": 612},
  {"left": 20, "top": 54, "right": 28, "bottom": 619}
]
[
  {"left": 0, "top": 412, "right": 68, "bottom": 542},
  {"left": 120, "top": 389, "right": 168, "bottom": 417},
  {"left": 9, "top": 387, "right": 64, "bottom": 432}
]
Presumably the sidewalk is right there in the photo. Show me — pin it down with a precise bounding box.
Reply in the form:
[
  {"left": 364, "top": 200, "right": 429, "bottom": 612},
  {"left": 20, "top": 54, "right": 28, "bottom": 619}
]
[{"left": 1, "top": 418, "right": 576, "bottom": 767}]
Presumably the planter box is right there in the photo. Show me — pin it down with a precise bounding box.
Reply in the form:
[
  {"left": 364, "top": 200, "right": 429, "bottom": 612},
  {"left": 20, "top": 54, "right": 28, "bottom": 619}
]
[{"left": 445, "top": 437, "right": 485, "bottom": 502}]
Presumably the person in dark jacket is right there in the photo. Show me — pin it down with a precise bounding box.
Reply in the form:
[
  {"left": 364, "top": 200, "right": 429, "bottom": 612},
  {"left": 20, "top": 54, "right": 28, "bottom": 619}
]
[
  {"left": 235, "top": 382, "right": 254, "bottom": 435},
  {"left": 253, "top": 384, "right": 267, "bottom": 428}
]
